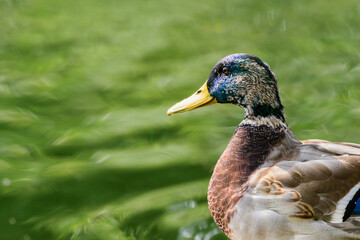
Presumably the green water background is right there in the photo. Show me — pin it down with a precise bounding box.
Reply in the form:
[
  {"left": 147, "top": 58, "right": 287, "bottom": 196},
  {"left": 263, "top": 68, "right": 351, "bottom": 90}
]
[{"left": 0, "top": 0, "right": 360, "bottom": 239}]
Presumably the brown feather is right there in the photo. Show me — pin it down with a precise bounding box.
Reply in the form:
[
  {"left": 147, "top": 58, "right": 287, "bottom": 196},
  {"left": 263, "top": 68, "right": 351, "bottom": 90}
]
[{"left": 208, "top": 124, "right": 286, "bottom": 236}]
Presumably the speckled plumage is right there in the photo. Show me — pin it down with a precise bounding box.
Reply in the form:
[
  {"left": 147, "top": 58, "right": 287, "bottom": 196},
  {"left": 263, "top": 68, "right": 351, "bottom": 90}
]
[
  {"left": 168, "top": 53, "right": 360, "bottom": 240},
  {"left": 208, "top": 124, "right": 286, "bottom": 236}
]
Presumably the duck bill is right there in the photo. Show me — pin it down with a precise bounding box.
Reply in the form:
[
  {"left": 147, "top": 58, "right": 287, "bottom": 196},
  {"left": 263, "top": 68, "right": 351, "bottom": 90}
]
[{"left": 167, "top": 81, "right": 217, "bottom": 116}]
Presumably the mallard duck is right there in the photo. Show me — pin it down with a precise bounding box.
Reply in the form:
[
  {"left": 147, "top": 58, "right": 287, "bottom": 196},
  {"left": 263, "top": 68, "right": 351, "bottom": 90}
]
[{"left": 167, "top": 54, "right": 360, "bottom": 240}]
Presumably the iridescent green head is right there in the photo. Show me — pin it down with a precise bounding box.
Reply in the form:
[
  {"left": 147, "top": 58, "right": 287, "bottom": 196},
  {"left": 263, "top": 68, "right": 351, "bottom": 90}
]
[
  {"left": 168, "top": 53, "right": 285, "bottom": 123},
  {"left": 206, "top": 53, "right": 285, "bottom": 121}
]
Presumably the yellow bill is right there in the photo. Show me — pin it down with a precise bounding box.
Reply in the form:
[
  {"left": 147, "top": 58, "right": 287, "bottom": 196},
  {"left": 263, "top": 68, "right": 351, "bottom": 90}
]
[{"left": 167, "top": 81, "right": 217, "bottom": 116}]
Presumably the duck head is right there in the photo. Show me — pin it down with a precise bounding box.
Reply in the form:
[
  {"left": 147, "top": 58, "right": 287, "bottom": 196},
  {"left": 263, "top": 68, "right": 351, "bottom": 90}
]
[{"left": 167, "top": 53, "right": 285, "bottom": 123}]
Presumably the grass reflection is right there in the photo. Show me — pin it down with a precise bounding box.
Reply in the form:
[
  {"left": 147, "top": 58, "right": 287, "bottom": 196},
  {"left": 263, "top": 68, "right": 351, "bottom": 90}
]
[{"left": 0, "top": 0, "right": 360, "bottom": 239}]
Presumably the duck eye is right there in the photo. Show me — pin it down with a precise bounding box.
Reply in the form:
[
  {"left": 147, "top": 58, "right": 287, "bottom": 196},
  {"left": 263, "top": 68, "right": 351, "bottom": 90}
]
[{"left": 223, "top": 67, "right": 229, "bottom": 75}]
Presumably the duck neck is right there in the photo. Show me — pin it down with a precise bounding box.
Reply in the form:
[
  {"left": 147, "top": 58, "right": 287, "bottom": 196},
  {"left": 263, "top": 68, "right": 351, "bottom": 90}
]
[
  {"left": 208, "top": 122, "right": 287, "bottom": 236},
  {"left": 242, "top": 103, "right": 286, "bottom": 127}
]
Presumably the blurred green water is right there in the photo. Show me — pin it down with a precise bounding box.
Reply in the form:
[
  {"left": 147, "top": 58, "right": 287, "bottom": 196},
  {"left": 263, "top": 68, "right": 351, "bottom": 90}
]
[{"left": 0, "top": 0, "right": 360, "bottom": 239}]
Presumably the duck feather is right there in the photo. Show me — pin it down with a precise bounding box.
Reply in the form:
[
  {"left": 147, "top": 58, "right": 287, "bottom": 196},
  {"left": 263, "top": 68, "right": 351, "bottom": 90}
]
[{"left": 226, "top": 125, "right": 360, "bottom": 240}]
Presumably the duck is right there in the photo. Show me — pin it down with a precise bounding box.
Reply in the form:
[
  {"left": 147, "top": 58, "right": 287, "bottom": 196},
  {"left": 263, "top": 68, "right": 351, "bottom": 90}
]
[{"left": 167, "top": 53, "right": 360, "bottom": 240}]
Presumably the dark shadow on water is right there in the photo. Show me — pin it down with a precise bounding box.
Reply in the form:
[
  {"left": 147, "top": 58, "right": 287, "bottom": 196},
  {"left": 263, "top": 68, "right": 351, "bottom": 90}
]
[
  {"left": 118, "top": 193, "right": 228, "bottom": 239},
  {"left": 0, "top": 162, "right": 210, "bottom": 240}
]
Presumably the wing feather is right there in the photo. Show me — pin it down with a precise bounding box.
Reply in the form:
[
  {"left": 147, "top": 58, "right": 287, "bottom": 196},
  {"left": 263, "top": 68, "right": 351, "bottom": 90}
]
[{"left": 250, "top": 141, "right": 360, "bottom": 224}]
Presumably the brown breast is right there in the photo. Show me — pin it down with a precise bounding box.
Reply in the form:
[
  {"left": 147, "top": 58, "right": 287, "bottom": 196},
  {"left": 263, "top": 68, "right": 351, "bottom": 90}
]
[{"left": 207, "top": 124, "right": 286, "bottom": 237}]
